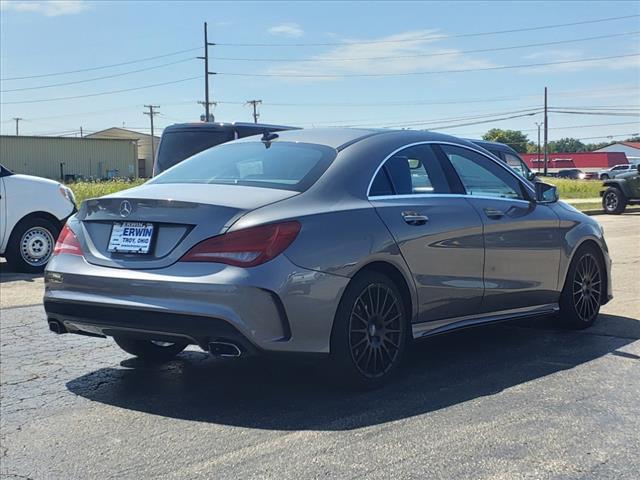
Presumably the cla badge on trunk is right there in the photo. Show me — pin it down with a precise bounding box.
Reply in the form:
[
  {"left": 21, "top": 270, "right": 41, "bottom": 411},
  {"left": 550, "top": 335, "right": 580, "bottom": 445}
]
[{"left": 119, "top": 200, "right": 133, "bottom": 218}]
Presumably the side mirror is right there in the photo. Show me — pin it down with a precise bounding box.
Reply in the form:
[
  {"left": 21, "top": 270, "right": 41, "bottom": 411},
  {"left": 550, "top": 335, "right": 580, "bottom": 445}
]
[
  {"left": 527, "top": 171, "right": 537, "bottom": 181},
  {"left": 535, "top": 181, "right": 559, "bottom": 203}
]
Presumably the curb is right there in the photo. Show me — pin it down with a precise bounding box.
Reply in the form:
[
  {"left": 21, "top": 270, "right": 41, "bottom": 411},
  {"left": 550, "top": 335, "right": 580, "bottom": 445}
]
[{"left": 583, "top": 207, "right": 640, "bottom": 216}]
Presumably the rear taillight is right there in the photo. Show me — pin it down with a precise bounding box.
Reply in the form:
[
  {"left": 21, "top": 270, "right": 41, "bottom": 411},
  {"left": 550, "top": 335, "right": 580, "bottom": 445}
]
[
  {"left": 180, "top": 221, "right": 300, "bottom": 267},
  {"left": 53, "top": 224, "right": 83, "bottom": 257}
]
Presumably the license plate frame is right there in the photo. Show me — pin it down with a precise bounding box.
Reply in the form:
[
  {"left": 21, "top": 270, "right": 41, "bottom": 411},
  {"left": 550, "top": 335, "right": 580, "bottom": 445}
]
[{"left": 107, "top": 222, "right": 155, "bottom": 254}]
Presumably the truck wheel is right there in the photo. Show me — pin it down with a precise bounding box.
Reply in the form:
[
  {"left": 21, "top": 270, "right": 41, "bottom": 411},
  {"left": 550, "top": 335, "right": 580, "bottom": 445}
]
[
  {"left": 602, "top": 187, "right": 626, "bottom": 214},
  {"left": 5, "top": 217, "right": 60, "bottom": 273}
]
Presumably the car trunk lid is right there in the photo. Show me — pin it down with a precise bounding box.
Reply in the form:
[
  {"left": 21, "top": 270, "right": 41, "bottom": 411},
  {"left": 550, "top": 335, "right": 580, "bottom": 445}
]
[{"left": 75, "top": 183, "right": 297, "bottom": 269}]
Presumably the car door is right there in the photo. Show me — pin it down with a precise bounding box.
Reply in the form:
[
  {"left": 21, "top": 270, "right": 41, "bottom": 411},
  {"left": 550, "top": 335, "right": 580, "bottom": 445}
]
[
  {"left": 368, "top": 143, "right": 485, "bottom": 323},
  {"left": 437, "top": 144, "right": 561, "bottom": 312}
]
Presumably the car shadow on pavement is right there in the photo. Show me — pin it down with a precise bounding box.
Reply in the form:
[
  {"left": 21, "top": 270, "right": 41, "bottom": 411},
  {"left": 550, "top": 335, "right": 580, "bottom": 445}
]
[
  {"left": 66, "top": 313, "right": 638, "bottom": 431},
  {"left": 0, "top": 260, "right": 41, "bottom": 283}
]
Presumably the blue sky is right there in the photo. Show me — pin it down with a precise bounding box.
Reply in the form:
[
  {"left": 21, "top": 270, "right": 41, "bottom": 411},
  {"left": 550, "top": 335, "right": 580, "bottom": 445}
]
[{"left": 1, "top": 0, "right": 639, "bottom": 143}]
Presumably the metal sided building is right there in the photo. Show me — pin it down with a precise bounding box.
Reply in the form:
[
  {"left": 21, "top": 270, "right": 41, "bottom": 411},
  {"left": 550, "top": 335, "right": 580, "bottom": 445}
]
[{"left": 0, "top": 135, "right": 138, "bottom": 181}]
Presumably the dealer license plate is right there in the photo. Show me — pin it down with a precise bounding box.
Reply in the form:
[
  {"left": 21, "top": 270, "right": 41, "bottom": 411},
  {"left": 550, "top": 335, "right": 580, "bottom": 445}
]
[{"left": 108, "top": 222, "right": 154, "bottom": 254}]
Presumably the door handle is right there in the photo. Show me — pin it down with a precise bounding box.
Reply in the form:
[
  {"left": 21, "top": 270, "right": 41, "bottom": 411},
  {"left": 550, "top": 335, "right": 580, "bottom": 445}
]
[
  {"left": 402, "top": 211, "right": 429, "bottom": 225},
  {"left": 484, "top": 207, "right": 505, "bottom": 219}
]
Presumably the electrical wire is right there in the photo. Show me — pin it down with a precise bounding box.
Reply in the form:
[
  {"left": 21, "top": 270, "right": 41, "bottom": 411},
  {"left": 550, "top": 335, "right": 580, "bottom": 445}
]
[
  {"left": 1, "top": 58, "right": 197, "bottom": 93},
  {"left": 0, "top": 76, "right": 201, "bottom": 105},
  {"left": 211, "top": 31, "right": 640, "bottom": 62},
  {"left": 1, "top": 47, "right": 201, "bottom": 81},
  {"left": 215, "top": 14, "right": 640, "bottom": 47},
  {"left": 215, "top": 53, "right": 640, "bottom": 77}
]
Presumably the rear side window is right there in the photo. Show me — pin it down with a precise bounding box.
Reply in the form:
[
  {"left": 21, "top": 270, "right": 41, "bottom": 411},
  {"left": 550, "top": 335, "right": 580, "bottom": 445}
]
[
  {"left": 369, "top": 144, "right": 450, "bottom": 196},
  {"left": 440, "top": 145, "right": 525, "bottom": 200},
  {"left": 151, "top": 141, "right": 336, "bottom": 192}
]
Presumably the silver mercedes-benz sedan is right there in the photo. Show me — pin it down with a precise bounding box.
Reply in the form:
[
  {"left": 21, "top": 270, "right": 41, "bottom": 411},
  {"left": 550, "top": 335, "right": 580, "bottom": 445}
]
[{"left": 44, "top": 128, "right": 612, "bottom": 388}]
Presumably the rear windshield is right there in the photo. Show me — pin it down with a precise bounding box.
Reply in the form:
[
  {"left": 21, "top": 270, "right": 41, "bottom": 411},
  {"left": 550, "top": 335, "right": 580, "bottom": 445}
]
[
  {"left": 150, "top": 141, "right": 336, "bottom": 191},
  {"left": 155, "top": 129, "right": 234, "bottom": 173}
]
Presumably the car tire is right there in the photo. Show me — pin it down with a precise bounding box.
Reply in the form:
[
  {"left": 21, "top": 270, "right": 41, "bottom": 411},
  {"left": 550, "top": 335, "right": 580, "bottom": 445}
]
[
  {"left": 558, "top": 244, "right": 604, "bottom": 330},
  {"left": 5, "top": 216, "right": 60, "bottom": 273},
  {"left": 602, "top": 187, "right": 626, "bottom": 214},
  {"left": 114, "top": 337, "right": 188, "bottom": 362},
  {"left": 600, "top": 174, "right": 609, "bottom": 180},
  {"left": 329, "top": 271, "right": 409, "bottom": 390}
]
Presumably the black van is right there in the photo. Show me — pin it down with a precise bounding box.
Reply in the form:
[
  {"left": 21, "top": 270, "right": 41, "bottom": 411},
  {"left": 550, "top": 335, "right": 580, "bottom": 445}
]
[
  {"left": 468, "top": 139, "right": 536, "bottom": 182},
  {"left": 153, "top": 122, "right": 296, "bottom": 176}
]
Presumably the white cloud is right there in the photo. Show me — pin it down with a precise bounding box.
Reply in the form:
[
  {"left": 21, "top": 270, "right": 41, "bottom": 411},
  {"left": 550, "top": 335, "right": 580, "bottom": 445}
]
[
  {"left": 266, "top": 30, "right": 496, "bottom": 81},
  {"left": 0, "top": 0, "right": 88, "bottom": 17},
  {"left": 268, "top": 22, "right": 304, "bottom": 38}
]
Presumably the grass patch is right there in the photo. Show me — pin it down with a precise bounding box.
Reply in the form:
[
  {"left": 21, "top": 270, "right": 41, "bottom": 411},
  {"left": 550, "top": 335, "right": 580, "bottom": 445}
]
[
  {"left": 538, "top": 176, "right": 602, "bottom": 199},
  {"left": 69, "top": 179, "right": 146, "bottom": 205}
]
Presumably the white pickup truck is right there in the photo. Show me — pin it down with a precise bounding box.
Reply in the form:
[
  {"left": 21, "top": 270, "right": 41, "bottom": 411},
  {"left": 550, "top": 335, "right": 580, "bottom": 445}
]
[{"left": 0, "top": 165, "right": 76, "bottom": 272}]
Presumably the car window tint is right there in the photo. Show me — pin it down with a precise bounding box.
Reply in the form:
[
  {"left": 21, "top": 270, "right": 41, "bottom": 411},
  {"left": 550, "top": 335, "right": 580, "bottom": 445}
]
[
  {"left": 370, "top": 144, "right": 450, "bottom": 196},
  {"left": 440, "top": 145, "right": 525, "bottom": 200},
  {"left": 370, "top": 168, "right": 394, "bottom": 196},
  {"left": 151, "top": 141, "right": 336, "bottom": 192}
]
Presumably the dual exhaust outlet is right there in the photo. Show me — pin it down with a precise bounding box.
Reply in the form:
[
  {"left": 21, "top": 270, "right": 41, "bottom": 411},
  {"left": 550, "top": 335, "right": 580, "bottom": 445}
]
[{"left": 49, "top": 319, "right": 242, "bottom": 358}]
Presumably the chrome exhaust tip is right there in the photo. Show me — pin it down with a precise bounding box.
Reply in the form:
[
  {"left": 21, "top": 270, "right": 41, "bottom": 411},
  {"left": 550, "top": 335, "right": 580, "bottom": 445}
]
[
  {"left": 48, "top": 320, "right": 66, "bottom": 334},
  {"left": 208, "top": 341, "right": 242, "bottom": 358}
]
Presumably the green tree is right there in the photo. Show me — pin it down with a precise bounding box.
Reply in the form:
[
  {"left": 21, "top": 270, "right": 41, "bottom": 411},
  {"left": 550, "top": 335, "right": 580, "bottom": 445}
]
[
  {"left": 584, "top": 141, "right": 610, "bottom": 151},
  {"left": 482, "top": 129, "right": 530, "bottom": 153},
  {"left": 625, "top": 136, "right": 640, "bottom": 142},
  {"left": 525, "top": 142, "right": 539, "bottom": 154},
  {"left": 547, "top": 137, "right": 587, "bottom": 153}
]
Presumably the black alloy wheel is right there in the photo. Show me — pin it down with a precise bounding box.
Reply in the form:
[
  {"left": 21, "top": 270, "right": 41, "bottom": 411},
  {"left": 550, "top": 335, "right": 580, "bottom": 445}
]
[
  {"left": 348, "top": 283, "right": 404, "bottom": 379},
  {"left": 330, "top": 271, "right": 408, "bottom": 389}
]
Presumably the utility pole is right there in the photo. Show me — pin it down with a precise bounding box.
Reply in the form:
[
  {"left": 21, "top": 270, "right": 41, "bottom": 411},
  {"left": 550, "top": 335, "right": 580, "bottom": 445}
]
[
  {"left": 246, "top": 100, "right": 262, "bottom": 123},
  {"left": 144, "top": 105, "right": 160, "bottom": 162},
  {"left": 12, "top": 117, "right": 22, "bottom": 135},
  {"left": 543, "top": 87, "right": 548, "bottom": 176},
  {"left": 197, "top": 22, "right": 216, "bottom": 122},
  {"left": 80, "top": 126, "right": 83, "bottom": 138},
  {"left": 535, "top": 122, "right": 542, "bottom": 174}
]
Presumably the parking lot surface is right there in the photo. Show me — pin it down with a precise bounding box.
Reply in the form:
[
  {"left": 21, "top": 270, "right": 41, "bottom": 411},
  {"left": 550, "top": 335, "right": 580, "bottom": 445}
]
[{"left": 1, "top": 213, "right": 639, "bottom": 479}]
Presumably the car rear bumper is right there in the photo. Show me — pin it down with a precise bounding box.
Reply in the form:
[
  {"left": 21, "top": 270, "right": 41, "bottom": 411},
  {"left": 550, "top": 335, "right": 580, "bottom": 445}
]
[{"left": 44, "top": 254, "right": 350, "bottom": 354}]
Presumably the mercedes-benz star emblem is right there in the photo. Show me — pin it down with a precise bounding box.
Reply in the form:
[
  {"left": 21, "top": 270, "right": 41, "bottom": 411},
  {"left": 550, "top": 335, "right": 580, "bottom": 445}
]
[{"left": 119, "top": 200, "right": 133, "bottom": 218}]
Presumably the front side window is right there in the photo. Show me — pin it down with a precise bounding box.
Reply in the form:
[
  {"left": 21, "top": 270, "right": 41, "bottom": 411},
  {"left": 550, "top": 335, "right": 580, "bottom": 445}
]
[
  {"left": 369, "top": 144, "right": 450, "bottom": 196},
  {"left": 151, "top": 141, "right": 336, "bottom": 192},
  {"left": 440, "top": 145, "right": 525, "bottom": 200}
]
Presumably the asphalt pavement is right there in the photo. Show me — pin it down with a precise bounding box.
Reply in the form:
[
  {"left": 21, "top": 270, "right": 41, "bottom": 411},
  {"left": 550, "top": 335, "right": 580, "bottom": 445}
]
[{"left": 1, "top": 213, "right": 638, "bottom": 479}]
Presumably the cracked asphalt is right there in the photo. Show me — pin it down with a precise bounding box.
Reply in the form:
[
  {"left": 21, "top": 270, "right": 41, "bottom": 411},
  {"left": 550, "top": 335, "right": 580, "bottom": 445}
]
[{"left": 1, "top": 213, "right": 639, "bottom": 479}]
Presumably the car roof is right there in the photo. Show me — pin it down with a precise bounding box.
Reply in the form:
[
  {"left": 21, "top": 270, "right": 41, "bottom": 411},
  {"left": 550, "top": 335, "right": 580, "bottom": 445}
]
[
  {"left": 234, "top": 127, "right": 477, "bottom": 151},
  {"left": 163, "top": 121, "right": 296, "bottom": 132},
  {"left": 465, "top": 139, "right": 520, "bottom": 155}
]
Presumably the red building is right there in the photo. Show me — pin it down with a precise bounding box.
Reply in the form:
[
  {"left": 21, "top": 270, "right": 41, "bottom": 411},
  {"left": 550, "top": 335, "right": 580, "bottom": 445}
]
[{"left": 522, "top": 152, "right": 628, "bottom": 173}]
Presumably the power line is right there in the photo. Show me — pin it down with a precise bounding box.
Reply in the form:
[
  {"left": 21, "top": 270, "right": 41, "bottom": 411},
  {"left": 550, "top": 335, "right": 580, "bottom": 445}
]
[
  {"left": 340, "top": 107, "right": 544, "bottom": 128},
  {"left": 0, "top": 47, "right": 200, "bottom": 81},
  {"left": 215, "top": 14, "right": 640, "bottom": 47},
  {"left": 549, "top": 109, "right": 640, "bottom": 116},
  {"left": 211, "top": 31, "right": 640, "bottom": 62},
  {"left": 1, "top": 58, "right": 197, "bottom": 93},
  {"left": 215, "top": 53, "right": 640, "bottom": 78},
  {"left": 0, "top": 76, "right": 200, "bottom": 105}
]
